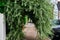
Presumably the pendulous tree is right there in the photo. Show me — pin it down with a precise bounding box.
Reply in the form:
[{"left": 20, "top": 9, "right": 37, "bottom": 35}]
[{"left": 4, "top": 0, "right": 53, "bottom": 40}]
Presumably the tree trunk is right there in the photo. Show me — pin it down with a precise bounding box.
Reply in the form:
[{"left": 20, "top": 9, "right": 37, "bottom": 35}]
[{"left": 22, "top": 23, "right": 39, "bottom": 40}]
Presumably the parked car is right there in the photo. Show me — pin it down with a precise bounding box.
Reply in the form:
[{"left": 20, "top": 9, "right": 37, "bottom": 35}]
[{"left": 52, "top": 20, "right": 60, "bottom": 40}]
